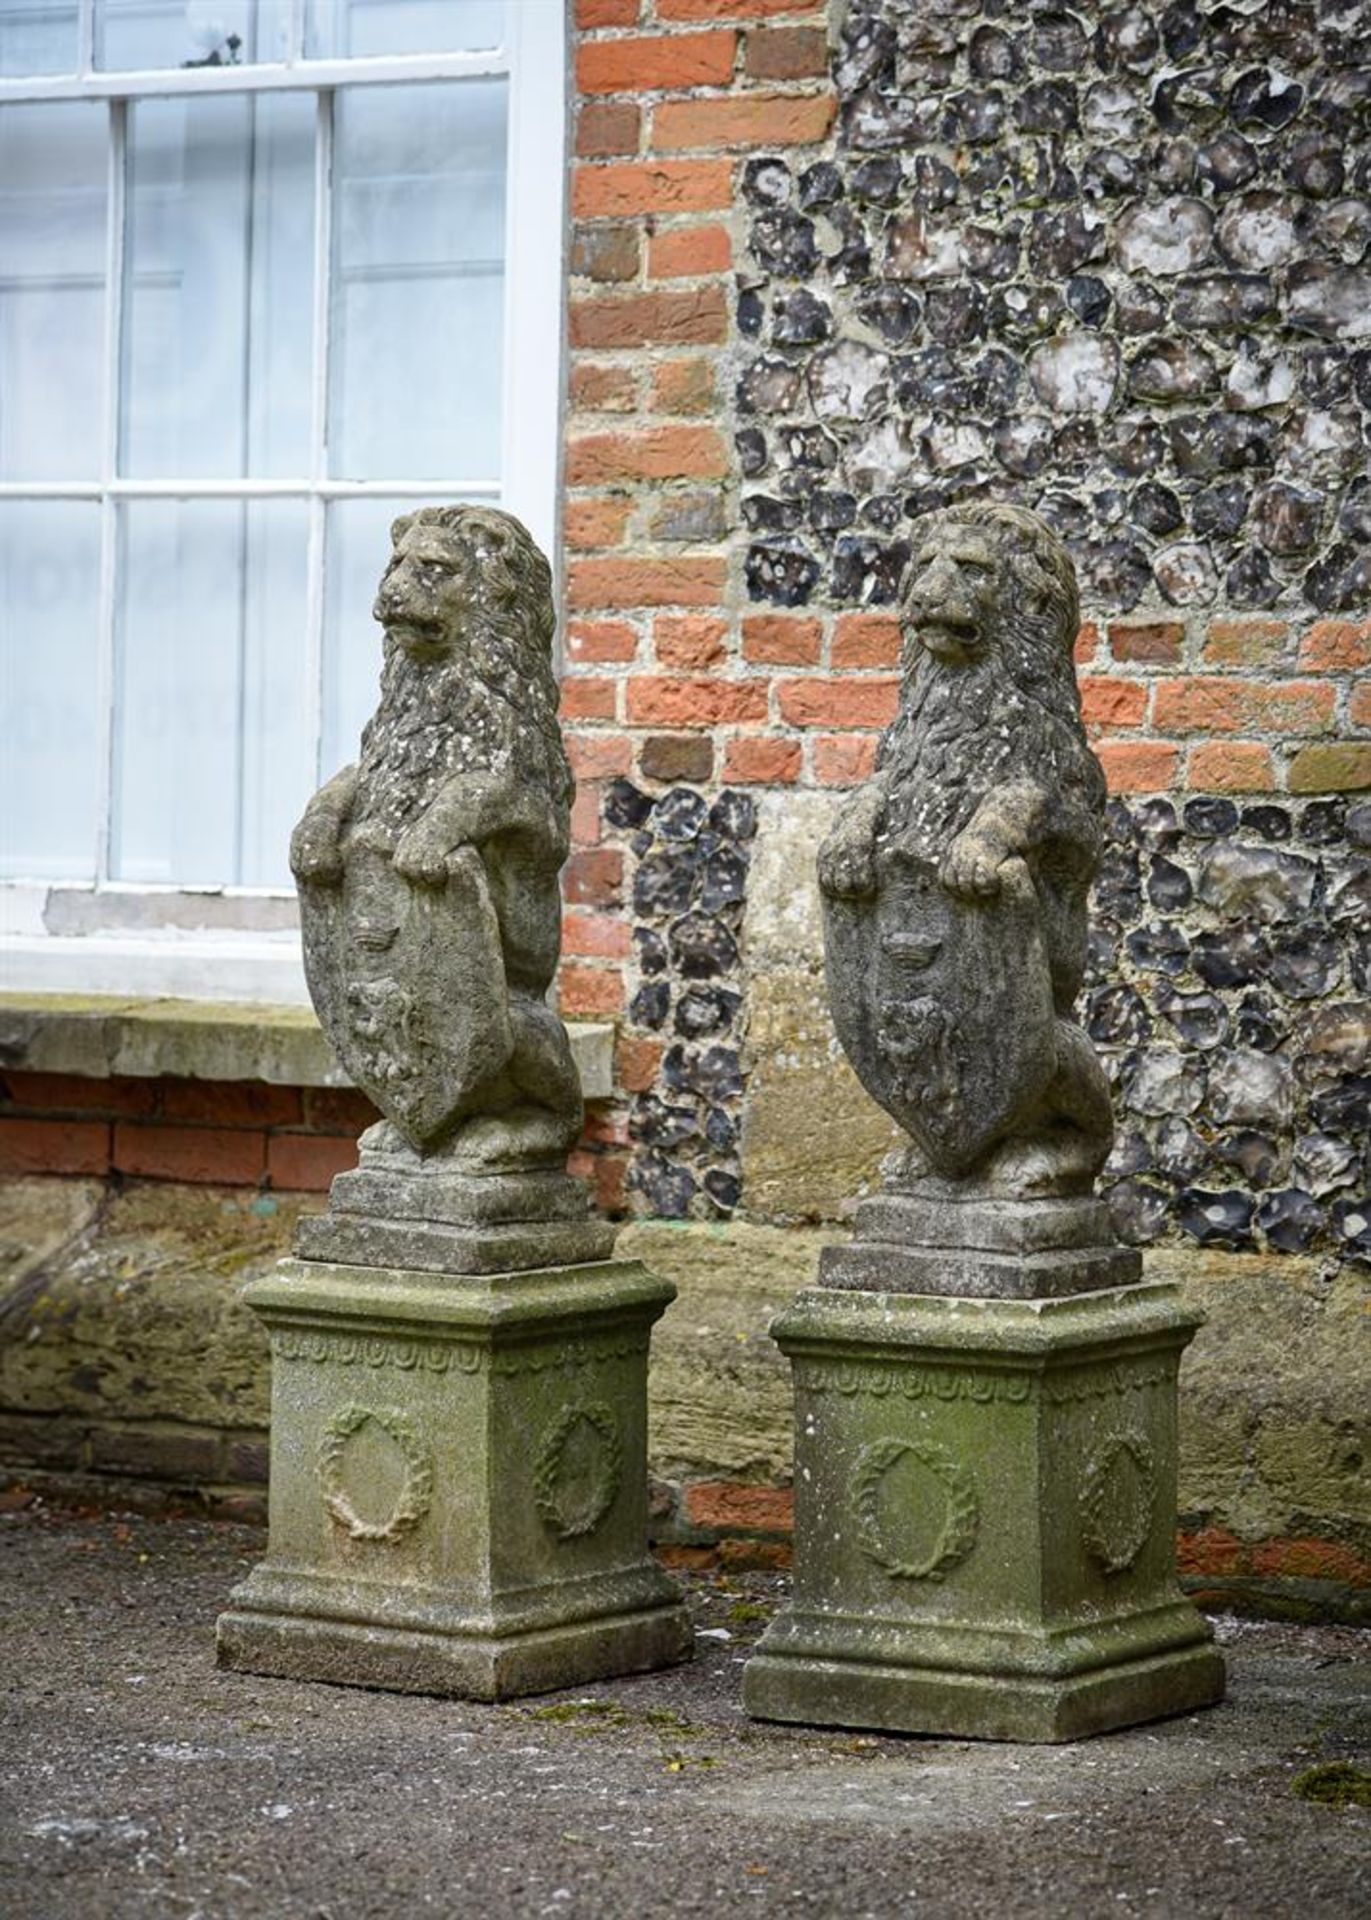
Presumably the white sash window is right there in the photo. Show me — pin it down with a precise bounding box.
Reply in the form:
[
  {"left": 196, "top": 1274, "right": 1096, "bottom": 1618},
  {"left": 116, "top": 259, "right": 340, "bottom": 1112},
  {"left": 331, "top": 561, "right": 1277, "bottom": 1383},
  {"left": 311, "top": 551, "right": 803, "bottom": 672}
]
[{"left": 0, "top": 0, "right": 566, "bottom": 993}]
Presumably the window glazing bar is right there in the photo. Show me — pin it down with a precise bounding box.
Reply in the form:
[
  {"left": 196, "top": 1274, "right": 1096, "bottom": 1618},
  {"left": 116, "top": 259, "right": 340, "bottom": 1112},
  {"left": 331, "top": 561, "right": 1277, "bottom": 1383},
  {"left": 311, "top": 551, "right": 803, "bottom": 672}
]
[
  {"left": 285, "top": 0, "right": 306, "bottom": 67},
  {"left": 0, "top": 480, "right": 501, "bottom": 500},
  {"left": 93, "top": 95, "right": 125, "bottom": 887},
  {"left": 303, "top": 84, "right": 332, "bottom": 788},
  {"left": 77, "top": 0, "right": 95, "bottom": 77},
  {"left": 0, "top": 50, "right": 507, "bottom": 104}
]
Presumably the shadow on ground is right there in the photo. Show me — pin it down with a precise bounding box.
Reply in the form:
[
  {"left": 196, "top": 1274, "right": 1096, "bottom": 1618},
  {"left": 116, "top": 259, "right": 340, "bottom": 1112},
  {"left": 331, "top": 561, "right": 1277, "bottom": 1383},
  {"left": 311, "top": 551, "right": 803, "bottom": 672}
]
[{"left": 1, "top": 1500, "right": 1367, "bottom": 1918}]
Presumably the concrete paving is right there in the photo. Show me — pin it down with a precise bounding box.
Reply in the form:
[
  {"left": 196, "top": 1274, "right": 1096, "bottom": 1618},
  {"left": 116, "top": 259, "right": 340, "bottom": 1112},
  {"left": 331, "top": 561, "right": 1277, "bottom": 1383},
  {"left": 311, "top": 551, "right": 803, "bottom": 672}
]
[{"left": 1, "top": 1501, "right": 1367, "bottom": 1919}]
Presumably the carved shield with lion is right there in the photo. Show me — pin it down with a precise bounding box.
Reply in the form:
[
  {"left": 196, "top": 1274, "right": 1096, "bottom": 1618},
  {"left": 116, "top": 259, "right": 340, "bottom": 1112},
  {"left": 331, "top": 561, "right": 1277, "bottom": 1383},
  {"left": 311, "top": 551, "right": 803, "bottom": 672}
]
[
  {"left": 822, "top": 848, "right": 1056, "bottom": 1178},
  {"left": 300, "top": 845, "right": 513, "bottom": 1150}
]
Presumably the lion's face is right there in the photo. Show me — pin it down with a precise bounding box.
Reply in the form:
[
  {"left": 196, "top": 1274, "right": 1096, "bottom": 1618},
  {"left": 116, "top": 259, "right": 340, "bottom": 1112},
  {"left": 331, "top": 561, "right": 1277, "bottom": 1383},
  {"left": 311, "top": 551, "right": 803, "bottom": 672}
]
[
  {"left": 372, "top": 522, "right": 475, "bottom": 660},
  {"left": 902, "top": 523, "right": 1003, "bottom": 668}
]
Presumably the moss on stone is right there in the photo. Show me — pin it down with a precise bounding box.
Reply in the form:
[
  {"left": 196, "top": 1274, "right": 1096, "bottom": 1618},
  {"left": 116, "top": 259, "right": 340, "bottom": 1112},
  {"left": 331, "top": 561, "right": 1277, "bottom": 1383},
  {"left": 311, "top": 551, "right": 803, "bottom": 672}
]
[{"left": 1291, "top": 1761, "right": 1371, "bottom": 1809}]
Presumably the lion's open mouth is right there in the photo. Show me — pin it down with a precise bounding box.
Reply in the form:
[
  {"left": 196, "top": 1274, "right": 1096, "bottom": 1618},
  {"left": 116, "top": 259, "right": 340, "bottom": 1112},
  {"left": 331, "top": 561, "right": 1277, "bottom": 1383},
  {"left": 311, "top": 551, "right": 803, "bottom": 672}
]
[
  {"left": 384, "top": 616, "right": 448, "bottom": 655},
  {"left": 917, "top": 617, "right": 983, "bottom": 658}
]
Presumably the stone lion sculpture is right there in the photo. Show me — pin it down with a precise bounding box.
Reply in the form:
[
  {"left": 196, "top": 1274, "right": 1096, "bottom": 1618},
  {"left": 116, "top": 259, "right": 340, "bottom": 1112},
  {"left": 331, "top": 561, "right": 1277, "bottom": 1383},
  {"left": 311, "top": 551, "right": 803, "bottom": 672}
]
[
  {"left": 291, "top": 505, "right": 582, "bottom": 1173},
  {"left": 819, "top": 501, "right": 1113, "bottom": 1196}
]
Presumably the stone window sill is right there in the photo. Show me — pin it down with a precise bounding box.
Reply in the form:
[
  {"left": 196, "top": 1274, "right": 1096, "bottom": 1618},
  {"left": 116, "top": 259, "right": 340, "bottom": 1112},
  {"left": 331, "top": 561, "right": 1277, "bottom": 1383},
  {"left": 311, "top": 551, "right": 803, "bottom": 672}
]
[{"left": 0, "top": 994, "right": 615, "bottom": 1102}]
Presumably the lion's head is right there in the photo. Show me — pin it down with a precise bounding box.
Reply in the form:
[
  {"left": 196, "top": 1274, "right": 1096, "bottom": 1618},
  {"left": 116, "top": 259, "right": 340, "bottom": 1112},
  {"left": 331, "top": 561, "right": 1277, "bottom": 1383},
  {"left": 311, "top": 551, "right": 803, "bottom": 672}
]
[
  {"left": 359, "top": 504, "right": 570, "bottom": 829},
  {"left": 899, "top": 502, "right": 1082, "bottom": 730}
]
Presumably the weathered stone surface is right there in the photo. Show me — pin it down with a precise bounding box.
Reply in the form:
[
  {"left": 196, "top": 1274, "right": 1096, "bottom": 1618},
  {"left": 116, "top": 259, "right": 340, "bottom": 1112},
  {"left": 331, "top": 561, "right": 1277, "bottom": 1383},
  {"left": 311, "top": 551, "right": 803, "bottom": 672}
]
[
  {"left": 292, "top": 507, "right": 584, "bottom": 1199},
  {"left": 1028, "top": 334, "right": 1120, "bottom": 414},
  {"left": 745, "top": 1283, "right": 1225, "bottom": 1740},
  {"left": 1116, "top": 198, "right": 1214, "bottom": 275},
  {"left": 2, "top": 1196, "right": 1366, "bottom": 1620},
  {"left": 624, "top": 788, "right": 756, "bottom": 1218},
  {"left": 620, "top": 1219, "right": 833, "bottom": 1483},
  {"left": 0, "top": 1180, "right": 282, "bottom": 1434},
  {"left": 819, "top": 506, "right": 1114, "bottom": 1205},
  {"left": 1152, "top": 1245, "right": 1371, "bottom": 1560},
  {"left": 217, "top": 1258, "right": 692, "bottom": 1699},
  {"left": 739, "top": 792, "right": 902, "bottom": 1222},
  {"left": 229, "top": 512, "right": 693, "bottom": 1699}
]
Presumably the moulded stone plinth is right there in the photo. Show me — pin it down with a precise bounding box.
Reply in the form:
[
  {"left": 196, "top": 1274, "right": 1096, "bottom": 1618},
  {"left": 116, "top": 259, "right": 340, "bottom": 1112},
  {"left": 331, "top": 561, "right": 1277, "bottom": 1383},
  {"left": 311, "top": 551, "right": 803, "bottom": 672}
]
[
  {"left": 819, "top": 1195, "right": 1142, "bottom": 1298},
  {"left": 743, "top": 1281, "right": 1225, "bottom": 1742},
  {"left": 216, "top": 1256, "right": 692, "bottom": 1699}
]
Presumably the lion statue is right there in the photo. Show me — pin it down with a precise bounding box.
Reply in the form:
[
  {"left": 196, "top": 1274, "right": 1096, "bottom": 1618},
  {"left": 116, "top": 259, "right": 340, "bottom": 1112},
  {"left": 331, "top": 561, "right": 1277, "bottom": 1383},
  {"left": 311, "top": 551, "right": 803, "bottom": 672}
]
[
  {"left": 291, "top": 505, "right": 582, "bottom": 1172},
  {"left": 819, "top": 502, "right": 1113, "bottom": 1195}
]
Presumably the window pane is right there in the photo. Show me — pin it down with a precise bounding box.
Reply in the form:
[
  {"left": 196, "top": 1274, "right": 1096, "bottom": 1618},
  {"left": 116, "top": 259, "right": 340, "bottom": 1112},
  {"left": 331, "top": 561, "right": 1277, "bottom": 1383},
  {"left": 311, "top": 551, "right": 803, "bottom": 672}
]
[
  {"left": 0, "top": 102, "right": 107, "bottom": 481},
  {"left": 330, "top": 80, "right": 506, "bottom": 481},
  {"left": 307, "top": 0, "right": 503, "bottom": 58},
  {"left": 95, "top": 0, "right": 290, "bottom": 70},
  {"left": 0, "top": 503, "right": 102, "bottom": 880},
  {"left": 111, "top": 498, "right": 310, "bottom": 885},
  {"left": 0, "top": 0, "right": 79, "bottom": 74},
  {"left": 121, "top": 92, "right": 314, "bottom": 479}
]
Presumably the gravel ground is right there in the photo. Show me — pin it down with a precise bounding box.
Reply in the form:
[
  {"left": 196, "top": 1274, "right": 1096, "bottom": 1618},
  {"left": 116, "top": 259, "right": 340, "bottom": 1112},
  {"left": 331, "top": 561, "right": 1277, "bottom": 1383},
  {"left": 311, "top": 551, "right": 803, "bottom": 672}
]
[{"left": 1, "top": 1500, "right": 1368, "bottom": 1920}]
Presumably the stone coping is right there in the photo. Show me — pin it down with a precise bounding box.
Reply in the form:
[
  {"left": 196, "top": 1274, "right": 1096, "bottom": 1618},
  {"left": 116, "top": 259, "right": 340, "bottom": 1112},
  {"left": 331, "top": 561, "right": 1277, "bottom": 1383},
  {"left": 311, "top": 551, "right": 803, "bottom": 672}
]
[{"left": 0, "top": 993, "right": 614, "bottom": 1100}]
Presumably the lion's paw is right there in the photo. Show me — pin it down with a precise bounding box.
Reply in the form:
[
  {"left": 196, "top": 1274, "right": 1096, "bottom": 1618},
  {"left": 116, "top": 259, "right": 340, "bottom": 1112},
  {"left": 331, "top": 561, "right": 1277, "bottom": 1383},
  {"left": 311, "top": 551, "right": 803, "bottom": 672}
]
[
  {"left": 289, "top": 825, "right": 343, "bottom": 884},
  {"left": 940, "top": 834, "right": 1005, "bottom": 901},
  {"left": 819, "top": 835, "right": 877, "bottom": 900},
  {"left": 392, "top": 827, "right": 454, "bottom": 886}
]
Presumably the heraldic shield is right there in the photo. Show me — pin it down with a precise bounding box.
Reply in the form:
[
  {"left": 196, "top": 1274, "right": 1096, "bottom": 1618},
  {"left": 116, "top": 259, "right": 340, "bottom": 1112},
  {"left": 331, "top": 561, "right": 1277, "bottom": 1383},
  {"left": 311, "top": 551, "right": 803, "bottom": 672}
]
[
  {"left": 300, "top": 844, "right": 514, "bottom": 1152},
  {"left": 822, "top": 848, "right": 1058, "bottom": 1179}
]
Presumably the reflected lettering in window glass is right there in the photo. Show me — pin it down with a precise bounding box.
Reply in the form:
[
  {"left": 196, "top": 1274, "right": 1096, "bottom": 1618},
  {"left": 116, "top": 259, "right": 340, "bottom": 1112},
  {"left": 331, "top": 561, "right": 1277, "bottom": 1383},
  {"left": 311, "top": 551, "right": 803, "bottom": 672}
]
[
  {"left": 0, "top": 103, "right": 107, "bottom": 481},
  {"left": 0, "top": 504, "right": 103, "bottom": 880}
]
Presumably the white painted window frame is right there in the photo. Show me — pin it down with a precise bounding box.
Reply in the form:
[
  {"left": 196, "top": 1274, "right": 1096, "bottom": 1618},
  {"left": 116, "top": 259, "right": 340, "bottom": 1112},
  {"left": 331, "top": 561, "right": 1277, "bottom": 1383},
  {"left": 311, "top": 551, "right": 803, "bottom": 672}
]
[{"left": 0, "top": 0, "right": 569, "bottom": 1004}]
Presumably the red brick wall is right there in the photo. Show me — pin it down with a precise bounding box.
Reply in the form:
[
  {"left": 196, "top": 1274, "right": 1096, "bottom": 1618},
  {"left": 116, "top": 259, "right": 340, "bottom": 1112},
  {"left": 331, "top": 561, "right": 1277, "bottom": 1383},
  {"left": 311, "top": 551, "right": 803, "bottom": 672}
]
[
  {"left": 560, "top": 0, "right": 834, "bottom": 1040},
  {"left": 0, "top": 1074, "right": 374, "bottom": 1192}
]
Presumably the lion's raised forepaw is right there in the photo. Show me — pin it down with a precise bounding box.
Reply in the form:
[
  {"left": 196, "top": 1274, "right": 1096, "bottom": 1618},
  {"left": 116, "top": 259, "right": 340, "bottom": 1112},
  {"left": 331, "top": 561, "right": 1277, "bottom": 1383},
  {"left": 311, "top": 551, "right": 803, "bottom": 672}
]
[
  {"left": 940, "top": 833, "right": 1006, "bottom": 901},
  {"left": 392, "top": 825, "right": 455, "bottom": 887},
  {"left": 289, "top": 823, "right": 343, "bottom": 885},
  {"left": 818, "top": 835, "right": 878, "bottom": 900}
]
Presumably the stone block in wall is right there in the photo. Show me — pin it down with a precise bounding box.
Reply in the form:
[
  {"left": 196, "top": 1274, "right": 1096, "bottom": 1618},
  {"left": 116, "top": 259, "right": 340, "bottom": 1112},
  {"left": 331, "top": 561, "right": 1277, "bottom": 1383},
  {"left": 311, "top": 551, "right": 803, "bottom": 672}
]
[
  {"left": 0, "top": 1178, "right": 297, "bottom": 1434},
  {"left": 618, "top": 1218, "right": 839, "bottom": 1485},
  {"left": 739, "top": 791, "right": 901, "bottom": 1221}
]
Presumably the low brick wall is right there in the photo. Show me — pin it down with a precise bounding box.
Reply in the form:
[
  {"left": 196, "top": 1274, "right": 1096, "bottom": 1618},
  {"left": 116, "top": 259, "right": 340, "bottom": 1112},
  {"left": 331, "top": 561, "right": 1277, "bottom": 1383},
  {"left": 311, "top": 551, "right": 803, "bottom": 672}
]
[{"left": 0, "top": 1073, "right": 372, "bottom": 1193}]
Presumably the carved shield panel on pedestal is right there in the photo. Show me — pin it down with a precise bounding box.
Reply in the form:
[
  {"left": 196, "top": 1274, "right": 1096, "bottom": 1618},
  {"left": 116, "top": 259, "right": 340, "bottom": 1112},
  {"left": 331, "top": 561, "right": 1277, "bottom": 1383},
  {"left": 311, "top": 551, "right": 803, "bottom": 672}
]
[
  {"left": 823, "top": 850, "right": 1056, "bottom": 1177},
  {"left": 301, "top": 845, "right": 513, "bottom": 1151}
]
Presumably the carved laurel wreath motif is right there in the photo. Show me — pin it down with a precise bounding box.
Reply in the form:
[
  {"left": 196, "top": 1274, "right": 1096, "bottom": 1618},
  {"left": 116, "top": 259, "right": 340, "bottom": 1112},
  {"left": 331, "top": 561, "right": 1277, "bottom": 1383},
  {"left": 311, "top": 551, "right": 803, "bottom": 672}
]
[
  {"left": 854, "top": 1436, "right": 979, "bottom": 1582},
  {"left": 317, "top": 1404, "right": 434, "bottom": 1543},
  {"left": 1079, "top": 1431, "right": 1157, "bottom": 1575},
  {"left": 534, "top": 1403, "right": 622, "bottom": 1541}
]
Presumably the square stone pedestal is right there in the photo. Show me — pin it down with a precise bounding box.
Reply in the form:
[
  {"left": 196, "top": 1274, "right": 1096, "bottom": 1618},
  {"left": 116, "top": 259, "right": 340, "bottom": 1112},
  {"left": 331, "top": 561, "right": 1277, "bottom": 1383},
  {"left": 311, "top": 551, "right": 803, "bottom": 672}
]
[
  {"left": 743, "top": 1281, "right": 1225, "bottom": 1742},
  {"left": 217, "top": 1256, "right": 692, "bottom": 1699}
]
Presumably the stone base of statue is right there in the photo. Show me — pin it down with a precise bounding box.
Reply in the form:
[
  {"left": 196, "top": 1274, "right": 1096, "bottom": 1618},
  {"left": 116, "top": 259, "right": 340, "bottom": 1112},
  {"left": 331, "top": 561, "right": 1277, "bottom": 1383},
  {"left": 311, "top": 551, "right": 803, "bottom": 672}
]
[
  {"left": 217, "top": 1236, "right": 692, "bottom": 1700},
  {"left": 295, "top": 1127, "right": 620, "bottom": 1274},
  {"left": 743, "top": 1247, "right": 1225, "bottom": 1743}
]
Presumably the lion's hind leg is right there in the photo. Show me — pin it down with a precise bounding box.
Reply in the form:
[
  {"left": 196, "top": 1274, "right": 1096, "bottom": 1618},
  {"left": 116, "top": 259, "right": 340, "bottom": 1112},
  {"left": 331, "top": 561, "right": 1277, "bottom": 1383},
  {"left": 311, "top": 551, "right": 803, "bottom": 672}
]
[
  {"left": 447, "top": 993, "right": 583, "bottom": 1173},
  {"left": 977, "top": 1020, "right": 1113, "bottom": 1196}
]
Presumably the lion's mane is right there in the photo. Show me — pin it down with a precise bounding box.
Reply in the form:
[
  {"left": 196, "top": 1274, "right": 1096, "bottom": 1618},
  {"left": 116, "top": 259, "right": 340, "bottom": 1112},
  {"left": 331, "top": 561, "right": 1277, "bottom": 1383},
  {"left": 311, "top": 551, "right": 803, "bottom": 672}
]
[
  {"left": 879, "top": 503, "right": 1104, "bottom": 856},
  {"left": 354, "top": 505, "right": 572, "bottom": 844}
]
